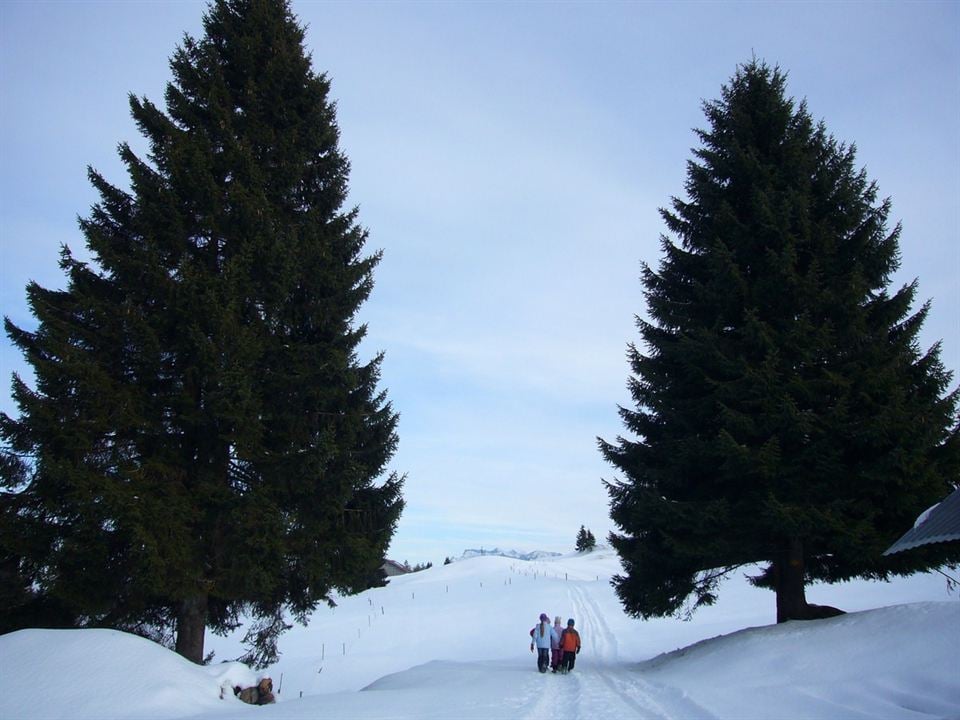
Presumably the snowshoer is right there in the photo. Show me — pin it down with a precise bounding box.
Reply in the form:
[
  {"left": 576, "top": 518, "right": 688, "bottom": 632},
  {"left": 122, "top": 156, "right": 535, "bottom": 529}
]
[
  {"left": 529, "top": 613, "right": 559, "bottom": 673},
  {"left": 559, "top": 618, "right": 581, "bottom": 674},
  {"left": 550, "top": 616, "right": 564, "bottom": 672}
]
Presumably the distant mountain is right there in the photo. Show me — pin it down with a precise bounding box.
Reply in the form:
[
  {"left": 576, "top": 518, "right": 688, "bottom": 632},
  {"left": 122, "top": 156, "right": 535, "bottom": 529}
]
[{"left": 458, "top": 548, "right": 562, "bottom": 562}]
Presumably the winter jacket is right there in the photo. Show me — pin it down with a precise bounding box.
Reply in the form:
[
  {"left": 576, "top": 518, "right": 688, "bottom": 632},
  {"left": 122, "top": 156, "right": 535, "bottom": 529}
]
[
  {"left": 551, "top": 622, "right": 564, "bottom": 650},
  {"left": 560, "top": 627, "right": 581, "bottom": 653},
  {"left": 530, "top": 621, "right": 559, "bottom": 650}
]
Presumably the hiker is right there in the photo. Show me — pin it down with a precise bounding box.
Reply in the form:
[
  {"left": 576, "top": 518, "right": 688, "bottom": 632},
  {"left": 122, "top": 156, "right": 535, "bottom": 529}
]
[
  {"left": 559, "top": 618, "right": 581, "bottom": 674},
  {"left": 529, "top": 612, "right": 559, "bottom": 673},
  {"left": 550, "top": 616, "right": 564, "bottom": 672}
]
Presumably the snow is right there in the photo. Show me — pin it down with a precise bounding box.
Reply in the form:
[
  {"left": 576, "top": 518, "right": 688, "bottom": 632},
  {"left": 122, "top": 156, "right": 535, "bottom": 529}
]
[
  {"left": 1, "top": 549, "right": 957, "bottom": 720},
  {"left": 915, "top": 503, "right": 940, "bottom": 529}
]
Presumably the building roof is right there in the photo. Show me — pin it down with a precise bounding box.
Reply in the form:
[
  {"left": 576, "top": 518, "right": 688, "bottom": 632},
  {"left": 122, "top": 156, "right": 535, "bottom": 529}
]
[
  {"left": 883, "top": 487, "right": 960, "bottom": 556},
  {"left": 381, "top": 559, "right": 410, "bottom": 576}
]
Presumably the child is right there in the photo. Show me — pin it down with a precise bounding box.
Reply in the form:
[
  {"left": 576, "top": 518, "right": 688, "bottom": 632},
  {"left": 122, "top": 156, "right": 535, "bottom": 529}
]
[
  {"left": 529, "top": 613, "right": 559, "bottom": 673},
  {"left": 559, "top": 618, "right": 581, "bottom": 674},
  {"left": 550, "top": 616, "right": 564, "bottom": 672}
]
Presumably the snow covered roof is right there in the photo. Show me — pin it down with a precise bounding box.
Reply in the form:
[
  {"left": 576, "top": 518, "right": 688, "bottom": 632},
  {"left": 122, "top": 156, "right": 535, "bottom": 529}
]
[{"left": 883, "top": 487, "right": 960, "bottom": 556}]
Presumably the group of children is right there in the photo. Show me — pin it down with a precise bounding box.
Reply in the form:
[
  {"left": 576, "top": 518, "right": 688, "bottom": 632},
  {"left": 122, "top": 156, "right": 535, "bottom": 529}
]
[{"left": 529, "top": 614, "right": 581, "bottom": 674}]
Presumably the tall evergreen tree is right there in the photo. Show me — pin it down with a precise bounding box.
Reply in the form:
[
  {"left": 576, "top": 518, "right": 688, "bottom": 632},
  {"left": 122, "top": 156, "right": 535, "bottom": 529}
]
[
  {"left": 1, "top": 0, "right": 404, "bottom": 663},
  {"left": 576, "top": 526, "right": 589, "bottom": 552},
  {"left": 600, "top": 61, "right": 959, "bottom": 624},
  {"left": 575, "top": 525, "right": 597, "bottom": 552}
]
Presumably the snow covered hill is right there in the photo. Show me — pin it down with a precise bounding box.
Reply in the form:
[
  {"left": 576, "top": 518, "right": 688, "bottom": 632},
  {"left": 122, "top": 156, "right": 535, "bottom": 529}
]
[{"left": 1, "top": 549, "right": 957, "bottom": 719}]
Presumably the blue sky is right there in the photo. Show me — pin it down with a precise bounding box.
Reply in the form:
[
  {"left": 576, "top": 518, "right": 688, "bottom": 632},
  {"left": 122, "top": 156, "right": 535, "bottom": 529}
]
[{"left": 1, "top": 1, "right": 958, "bottom": 566}]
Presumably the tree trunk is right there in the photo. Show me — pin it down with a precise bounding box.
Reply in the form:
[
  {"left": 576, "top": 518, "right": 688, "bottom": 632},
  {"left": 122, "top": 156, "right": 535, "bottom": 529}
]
[
  {"left": 175, "top": 593, "right": 208, "bottom": 664},
  {"left": 774, "top": 537, "right": 808, "bottom": 623},
  {"left": 774, "top": 537, "right": 845, "bottom": 622}
]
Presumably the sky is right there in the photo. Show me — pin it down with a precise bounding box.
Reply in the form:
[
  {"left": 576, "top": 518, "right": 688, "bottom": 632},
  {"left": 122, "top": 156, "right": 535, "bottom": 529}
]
[{"left": 1, "top": 0, "right": 958, "bottom": 567}]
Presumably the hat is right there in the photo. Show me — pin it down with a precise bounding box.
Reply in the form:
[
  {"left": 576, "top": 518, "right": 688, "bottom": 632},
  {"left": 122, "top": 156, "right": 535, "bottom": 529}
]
[
  {"left": 539, "top": 613, "right": 549, "bottom": 622},
  {"left": 554, "top": 616, "right": 562, "bottom": 624},
  {"left": 567, "top": 618, "right": 575, "bottom": 626}
]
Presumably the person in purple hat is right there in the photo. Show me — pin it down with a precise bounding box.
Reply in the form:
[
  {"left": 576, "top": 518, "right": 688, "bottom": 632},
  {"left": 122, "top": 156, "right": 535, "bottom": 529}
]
[{"left": 529, "top": 613, "right": 559, "bottom": 673}]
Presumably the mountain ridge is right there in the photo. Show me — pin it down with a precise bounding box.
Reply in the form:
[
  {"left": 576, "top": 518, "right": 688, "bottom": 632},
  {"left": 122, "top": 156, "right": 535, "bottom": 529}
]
[{"left": 458, "top": 548, "right": 563, "bottom": 561}]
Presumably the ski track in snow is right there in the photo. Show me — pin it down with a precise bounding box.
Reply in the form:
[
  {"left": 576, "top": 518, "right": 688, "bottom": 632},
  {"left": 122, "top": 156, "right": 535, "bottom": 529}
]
[{"left": 511, "top": 580, "right": 718, "bottom": 720}]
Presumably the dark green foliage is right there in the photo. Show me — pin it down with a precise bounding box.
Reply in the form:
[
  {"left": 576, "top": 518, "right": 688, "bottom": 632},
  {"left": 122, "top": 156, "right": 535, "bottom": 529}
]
[
  {"left": 1, "top": 0, "right": 404, "bottom": 662},
  {"left": 237, "top": 609, "right": 292, "bottom": 670},
  {"left": 601, "top": 60, "right": 959, "bottom": 622},
  {"left": 575, "top": 526, "right": 596, "bottom": 552}
]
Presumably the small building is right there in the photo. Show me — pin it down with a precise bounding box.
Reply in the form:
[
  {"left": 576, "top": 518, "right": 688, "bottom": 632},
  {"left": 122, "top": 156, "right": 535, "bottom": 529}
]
[{"left": 381, "top": 559, "right": 410, "bottom": 577}]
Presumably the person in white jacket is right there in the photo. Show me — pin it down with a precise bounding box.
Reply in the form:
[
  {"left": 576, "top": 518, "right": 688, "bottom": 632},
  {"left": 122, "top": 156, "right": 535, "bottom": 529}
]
[
  {"left": 529, "top": 613, "right": 559, "bottom": 673},
  {"left": 550, "top": 616, "right": 564, "bottom": 672}
]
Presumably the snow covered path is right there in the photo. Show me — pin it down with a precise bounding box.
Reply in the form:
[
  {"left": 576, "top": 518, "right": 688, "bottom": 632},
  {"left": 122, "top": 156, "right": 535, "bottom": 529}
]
[
  {"left": 507, "top": 580, "right": 718, "bottom": 720},
  {"left": 517, "top": 662, "right": 716, "bottom": 720},
  {"left": 187, "top": 656, "right": 719, "bottom": 720}
]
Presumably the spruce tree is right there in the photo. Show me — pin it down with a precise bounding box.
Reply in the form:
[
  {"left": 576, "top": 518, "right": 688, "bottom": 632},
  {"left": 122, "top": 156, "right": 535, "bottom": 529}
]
[
  {"left": 575, "top": 526, "right": 596, "bottom": 552},
  {"left": 1, "top": 0, "right": 404, "bottom": 663},
  {"left": 576, "top": 526, "right": 588, "bottom": 552},
  {"left": 601, "top": 61, "right": 959, "bottom": 623}
]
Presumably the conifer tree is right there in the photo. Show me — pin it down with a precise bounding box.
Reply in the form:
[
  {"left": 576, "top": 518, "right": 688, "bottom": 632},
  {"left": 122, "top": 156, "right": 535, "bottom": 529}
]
[
  {"left": 575, "top": 526, "right": 596, "bottom": 552},
  {"left": 1, "top": 0, "right": 403, "bottom": 663},
  {"left": 601, "top": 60, "right": 959, "bottom": 623}
]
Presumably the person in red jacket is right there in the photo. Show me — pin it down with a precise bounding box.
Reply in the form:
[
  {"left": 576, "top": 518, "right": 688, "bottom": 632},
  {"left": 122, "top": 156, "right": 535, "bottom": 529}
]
[{"left": 558, "top": 618, "right": 581, "bottom": 674}]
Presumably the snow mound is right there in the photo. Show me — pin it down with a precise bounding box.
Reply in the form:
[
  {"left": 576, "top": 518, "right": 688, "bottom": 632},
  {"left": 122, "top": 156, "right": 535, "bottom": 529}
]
[
  {"left": 640, "top": 602, "right": 960, "bottom": 720},
  {"left": 0, "top": 628, "right": 257, "bottom": 720}
]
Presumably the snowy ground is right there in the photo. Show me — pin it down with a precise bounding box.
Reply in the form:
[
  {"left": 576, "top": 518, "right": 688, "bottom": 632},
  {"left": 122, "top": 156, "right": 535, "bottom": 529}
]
[{"left": 1, "top": 549, "right": 958, "bottom": 720}]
